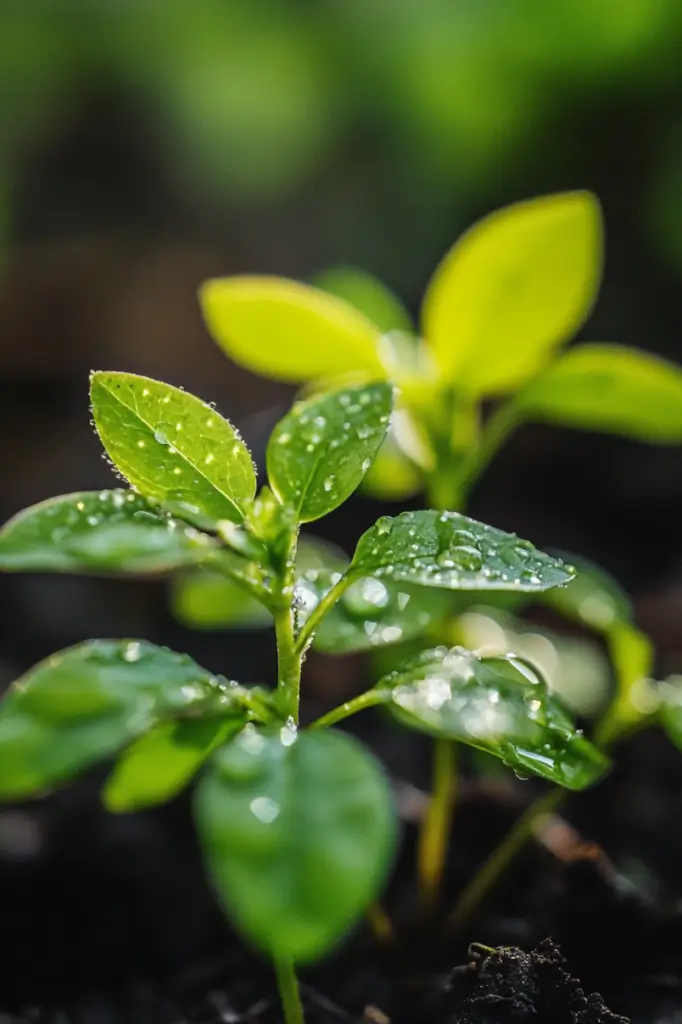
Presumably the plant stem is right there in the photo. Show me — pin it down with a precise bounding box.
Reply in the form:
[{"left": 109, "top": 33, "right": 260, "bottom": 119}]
[
  {"left": 274, "top": 528, "right": 303, "bottom": 725},
  {"left": 454, "top": 399, "right": 521, "bottom": 502},
  {"left": 294, "top": 573, "right": 354, "bottom": 655},
  {"left": 274, "top": 957, "right": 305, "bottom": 1024},
  {"left": 446, "top": 786, "right": 565, "bottom": 932},
  {"left": 418, "top": 738, "right": 458, "bottom": 905},
  {"left": 309, "top": 688, "right": 389, "bottom": 729}
]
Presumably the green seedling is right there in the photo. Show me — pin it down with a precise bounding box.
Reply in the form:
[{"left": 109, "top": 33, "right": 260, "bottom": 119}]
[
  {"left": 0, "top": 373, "right": 608, "bottom": 1024},
  {"left": 199, "top": 190, "right": 682, "bottom": 908}
]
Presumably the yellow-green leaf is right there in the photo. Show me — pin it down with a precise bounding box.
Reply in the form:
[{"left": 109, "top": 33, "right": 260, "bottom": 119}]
[
  {"left": 421, "top": 192, "right": 602, "bottom": 395},
  {"left": 516, "top": 344, "right": 682, "bottom": 442},
  {"left": 313, "top": 266, "right": 413, "bottom": 335},
  {"left": 200, "top": 276, "right": 384, "bottom": 382}
]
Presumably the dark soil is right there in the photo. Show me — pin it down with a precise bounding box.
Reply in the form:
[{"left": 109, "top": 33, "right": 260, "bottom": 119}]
[{"left": 3, "top": 739, "right": 679, "bottom": 1024}]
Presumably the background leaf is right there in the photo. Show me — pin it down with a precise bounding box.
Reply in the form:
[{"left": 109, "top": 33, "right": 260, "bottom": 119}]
[
  {"left": 313, "top": 266, "right": 413, "bottom": 335},
  {"left": 380, "top": 646, "right": 609, "bottom": 789},
  {"left": 516, "top": 344, "right": 682, "bottom": 441},
  {"left": 598, "top": 622, "right": 656, "bottom": 743},
  {"left": 194, "top": 726, "right": 395, "bottom": 962},
  {"left": 172, "top": 570, "right": 273, "bottom": 629},
  {"left": 90, "top": 372, "right": 256, "bottom": 524},
  {"left": 267, "top": 383, "right": 393, "bottom": 522},
  {"left": 0, "top": 490, "right": 217, "bottom": 574},
  {"left": 103, "top": 716, "right": 244, "bottom": 812},
  {"left": 351, "top": 510, "right": 574, "bottom": 592},
  {"left": 200, "top": 276, "right": 385, "bottom": 382},
  {"left": 421, "top": 191, "right": 602, "bottom": 395},
  {"left": 0, "top": 640, "right": 243, "bottom": 799},
  {"left": 541, "top": 553, "right": 632, "bottom": 634}
]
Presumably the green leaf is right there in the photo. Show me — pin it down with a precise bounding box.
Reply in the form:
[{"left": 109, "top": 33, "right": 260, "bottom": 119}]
[
  {"left": 200, "top": 276, "right": 385, "bottom": 382},
  {"left": 267, "top": 383, "right": 394, "bottom": 522},
  {"left": 379, "top": 646, "right": 609, "bottom": 789},
  {"left": 194, "top": 726, "right": 395, "bottom": 962},
  {"left": 313, "top": 266, "right": 413, "bottom": 336},
  {"left": 0, "top": 640, "right": 243, "bottom": 800},
  {"left": 0, "top": 490, "right": 217, "bottom": 575},
  {"left": 351, "top": 511, "right": 574, "bottom": 592},
  {"left": 103, "top": 717, "right": 244, "bottom": 812},
  {"left": 541, "top": 554, "right": 632, "bottom": 634},
  {"left": 516, "top": 344, "right": 682, "bottom": 442},
  {"left": 90, "top": 372, "right": 256, "bottom": 524},
  {"left": 422, "top": 192, "right": 602, "bottom": 395},
  {"left": 172, "top": 570, "right": 272, "bottom": 629}
]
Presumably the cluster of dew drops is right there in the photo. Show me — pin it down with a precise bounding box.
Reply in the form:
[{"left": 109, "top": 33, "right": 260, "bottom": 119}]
[
  {"left": 364, "top": 510, "right": 568, "bottom": 588},
  {"left": 273, "top": 388, "right": 390, "bottom": 496}
]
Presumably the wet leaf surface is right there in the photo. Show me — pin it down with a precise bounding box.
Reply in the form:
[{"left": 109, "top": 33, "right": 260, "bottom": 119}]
[
  {"left": 0, "top": 490, "right": 217, "bottom": 574},
  {"left": 351, "top": 510, "right": 574, "bottom": 592},
  {"left": 0, "top": 640, "right": 245, "bottom": 799},
  {"left": 378, "top": 645, "right": 609, "bottom": 788},
  {"left": 194, "top": 725, "right": 396, "bottom": 962},
  {"left": 90, "top": 372, "right": 256, "bottom": 524},
  {"left": 267, "top": 382, "right": 393, "bottom": 522}
]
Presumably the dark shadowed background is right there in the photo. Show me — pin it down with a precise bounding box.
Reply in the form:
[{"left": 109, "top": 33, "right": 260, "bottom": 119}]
[{"left": 3, "top": 0, "right": 682, "bottom": 1013}]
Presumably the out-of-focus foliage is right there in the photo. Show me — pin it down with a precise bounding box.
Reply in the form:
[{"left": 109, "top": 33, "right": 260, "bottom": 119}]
[{"left": 3, "top": 0, "right": 682, "bottom": 262}]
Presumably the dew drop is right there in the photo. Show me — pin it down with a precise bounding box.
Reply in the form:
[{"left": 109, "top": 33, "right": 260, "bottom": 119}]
[
  {"left": 123, "top": 642, "right": 142, "bottom": 662},
  {"left": 323, "top": 477, "right": 334, "bottom": 493},
  {"left": 154, "top": 429, "right": 168, "bottom": 445}
]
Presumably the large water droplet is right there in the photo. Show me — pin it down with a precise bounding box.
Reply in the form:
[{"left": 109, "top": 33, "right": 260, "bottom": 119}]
[
  {"left": 451, "top": 545, "right": 483, "bottom": 571},
  {"left": 154, "top": 429, "right": 168, "bottom": 445}
]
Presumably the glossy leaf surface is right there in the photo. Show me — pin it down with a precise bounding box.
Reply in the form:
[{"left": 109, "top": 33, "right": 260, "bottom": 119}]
[
  {"left": 104, "top": 716, "right": 244, "bottom": 812},
  {"left": 422, "top": 192, "right": 601, "bottom": 394},
  {"left": 91, "top": 372, "right": 256, "bottom": 523},
  {"left": 517, "top": 344, "right": 682, "bottom": 441},
  {"left": 0, "top": 640, "right": 241, "bottom": 799},
  {"left": 0, "top": 490, "right": 216, "bottom": 574},
  {"left": 267, "top": 383, "right": 393, "bottom": 522},
  {"left": 351, "top": 511, "right": 574, "bottom": 592},
  {"left": 380, "top": 646, "right": 608, "bottom": 789},
  {"left": 314, "top": 266, "right": 413, "bottom": 335},
  {"left": 194, "top": 726, "right": 395, "bottom": 961},
  {"left": 200, "top": 276, "right": 384, "bottom": 382}
]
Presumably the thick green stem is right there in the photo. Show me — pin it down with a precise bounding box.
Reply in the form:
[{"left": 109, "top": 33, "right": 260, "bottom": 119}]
[
  {"left": 274, "top": 528, "right": 303, "bottom": 724},
  {"left": 274, "top": 957, "right": 305, "bottom": 1024},
  {"left": 446, "top": 786, "right": 565, "bottom": 932},
  {"left": 418, "top": 738, "right": 458, "bottom": 905}
]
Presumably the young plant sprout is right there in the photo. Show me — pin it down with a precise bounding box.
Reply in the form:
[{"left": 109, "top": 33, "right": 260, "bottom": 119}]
[
  {"left": 0, "top": 372, "right": 608, "bottom": 1024},
  {"left": 199, "top": 190, "right": 682, "bottom": 907}
]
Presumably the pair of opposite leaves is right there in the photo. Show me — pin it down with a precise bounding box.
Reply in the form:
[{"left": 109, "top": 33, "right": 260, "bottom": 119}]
[{"left": 201, "top": 191, "right": 682, "bottom": 446}]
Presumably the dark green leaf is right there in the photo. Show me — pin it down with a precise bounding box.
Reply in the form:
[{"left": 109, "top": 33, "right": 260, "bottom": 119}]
[
  {"left": 0, "top": 490, "right": 217, "bottom": 574},
  {"left": 90, "top": 372, "right": 256, "bottom": 524},
  {"left": 0, "top": 640, "right": 244, "bottom": 799},
  {"left": 351, "top": 511, "right": 574, "bottom": 592},
  {"left": 103, "top": 716, "right": 244, "bottom": 812},
  {"left": 266, "top": 383, "right": 394, "bottom": 522},
  {"left": 541, "top": 554, "right": 632, "bottom": 634},
  {"left": 194, "top": 726, "right": 395, "bottom": 962},
  {"left": 171, "top": 570, "right": 272, "bottom": 629},
  {"left": 517, "top": 344, "right": 682, "bottom": 441},
  {"left": 379, "top": 646, "right": 608, "bottom": 789}
]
